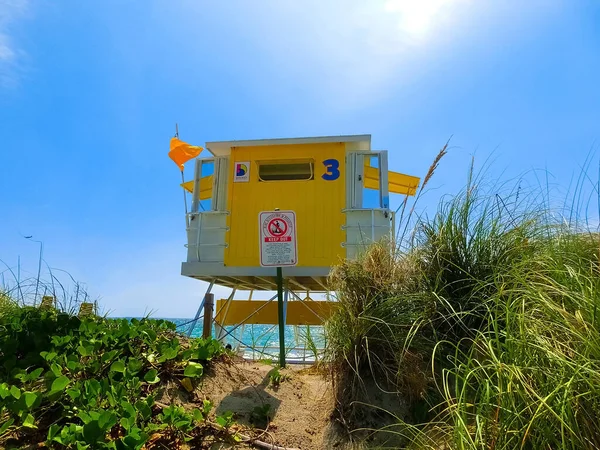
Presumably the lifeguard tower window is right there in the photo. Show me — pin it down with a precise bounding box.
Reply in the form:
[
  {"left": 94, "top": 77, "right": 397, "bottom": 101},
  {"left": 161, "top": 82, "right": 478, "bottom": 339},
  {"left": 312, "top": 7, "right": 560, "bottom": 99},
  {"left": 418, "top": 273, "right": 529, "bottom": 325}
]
[
  {"left": 200, "top": 160, "right": 214, "bottom": 211},
  {"left": 258, "top": 160, "right": 314, "bottom": 182},
  {"left": 363, "top": 154, "right": 381, "bottom": 209}
]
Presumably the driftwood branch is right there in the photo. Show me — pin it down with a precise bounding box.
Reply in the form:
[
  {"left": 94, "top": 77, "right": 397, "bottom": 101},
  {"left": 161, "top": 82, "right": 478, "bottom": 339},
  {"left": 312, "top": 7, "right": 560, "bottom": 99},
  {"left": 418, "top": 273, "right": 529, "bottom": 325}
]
[{"left": 239, "top": 432, "right": 300, "bottom": 450}]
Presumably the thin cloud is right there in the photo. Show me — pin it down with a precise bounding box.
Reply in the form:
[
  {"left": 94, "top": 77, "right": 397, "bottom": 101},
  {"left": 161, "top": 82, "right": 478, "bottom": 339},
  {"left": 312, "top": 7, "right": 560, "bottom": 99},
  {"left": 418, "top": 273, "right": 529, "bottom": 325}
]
[{"left": 0, "top": 0, "right": 28, "bottom": 87}]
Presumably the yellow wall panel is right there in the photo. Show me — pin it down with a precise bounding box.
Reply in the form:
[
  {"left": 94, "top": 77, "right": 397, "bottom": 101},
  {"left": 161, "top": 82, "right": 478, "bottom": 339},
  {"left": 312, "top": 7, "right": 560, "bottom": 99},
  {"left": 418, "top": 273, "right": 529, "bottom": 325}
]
[
  {"left": 224, "top": 143, "right": 346, "bottom": 267},
  {"left": 215, "top": 299, "right": 338, "bottom": 326}
]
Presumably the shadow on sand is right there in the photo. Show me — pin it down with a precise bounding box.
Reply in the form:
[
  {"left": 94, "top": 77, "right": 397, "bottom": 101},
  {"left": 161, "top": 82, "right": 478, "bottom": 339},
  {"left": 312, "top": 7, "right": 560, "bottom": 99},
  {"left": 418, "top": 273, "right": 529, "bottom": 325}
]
[{"left": 216, "top": 371, "right": 282, "bottom": 429}]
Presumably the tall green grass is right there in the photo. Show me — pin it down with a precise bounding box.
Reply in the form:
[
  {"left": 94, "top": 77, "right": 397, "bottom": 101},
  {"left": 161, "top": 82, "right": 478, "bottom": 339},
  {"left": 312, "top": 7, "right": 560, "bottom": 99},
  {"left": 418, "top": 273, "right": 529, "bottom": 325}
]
[
  {"left": 326, "top": 242, "right": 434, "bottom": 432},
  {"left": 325, "top": 159, "right": 600, "bottom": 448},
  {"left": 1, "top": 256, "right": 96, "bottom": 315},
  {"left": 436, "top": 230, "right": 600, "bottom": 450}
]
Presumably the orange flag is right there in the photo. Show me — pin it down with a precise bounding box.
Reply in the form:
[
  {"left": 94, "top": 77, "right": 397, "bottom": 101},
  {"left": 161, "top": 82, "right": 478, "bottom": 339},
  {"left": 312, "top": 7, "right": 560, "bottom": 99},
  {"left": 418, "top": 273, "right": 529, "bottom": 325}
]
[{"left": 169, "top": 137, "right": 203, "bottom": 170}]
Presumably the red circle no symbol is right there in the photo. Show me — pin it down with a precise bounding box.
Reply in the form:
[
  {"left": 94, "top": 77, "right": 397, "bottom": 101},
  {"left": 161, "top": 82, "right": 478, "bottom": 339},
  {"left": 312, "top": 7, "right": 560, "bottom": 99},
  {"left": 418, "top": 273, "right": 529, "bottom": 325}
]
[{"left": 267, "top": 218, "right": 287, "bottom": 237}]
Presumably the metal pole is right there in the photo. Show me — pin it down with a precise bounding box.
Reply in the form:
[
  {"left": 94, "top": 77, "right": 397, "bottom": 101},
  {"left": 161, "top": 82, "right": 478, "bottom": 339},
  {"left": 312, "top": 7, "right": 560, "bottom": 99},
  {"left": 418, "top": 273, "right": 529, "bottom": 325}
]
[
  {"left": 191, "top": 158, "right": 203, "bottom": 214},
  {"left": 181, "top": 170, "right": 189, "bottom": 228},
  {"left": 216, "top": 288, "right": 237, "bottom": 341},
  {"left": 202, "top": 293, "right": 214, "bottom": 339},
  {"left": 277, "top": 267, "right": 286, "bottom": 368}
]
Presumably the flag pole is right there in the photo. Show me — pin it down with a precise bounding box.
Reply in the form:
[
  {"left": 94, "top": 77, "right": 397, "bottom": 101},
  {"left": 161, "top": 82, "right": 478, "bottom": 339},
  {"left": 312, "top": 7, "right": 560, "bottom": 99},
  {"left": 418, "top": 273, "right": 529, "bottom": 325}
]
[
  {"left": 181, "top": 170, "right": 189, "bottom": 228},
  {"left": 176, "top": 123, "right": 190, "bottom": 228}
]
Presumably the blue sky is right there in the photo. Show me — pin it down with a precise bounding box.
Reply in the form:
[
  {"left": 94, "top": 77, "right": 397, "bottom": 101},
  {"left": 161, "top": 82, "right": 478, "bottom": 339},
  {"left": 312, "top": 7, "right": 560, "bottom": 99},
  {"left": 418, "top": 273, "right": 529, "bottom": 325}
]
[{"left": 1, "top": 0, "right": 599, "bottom": 317}]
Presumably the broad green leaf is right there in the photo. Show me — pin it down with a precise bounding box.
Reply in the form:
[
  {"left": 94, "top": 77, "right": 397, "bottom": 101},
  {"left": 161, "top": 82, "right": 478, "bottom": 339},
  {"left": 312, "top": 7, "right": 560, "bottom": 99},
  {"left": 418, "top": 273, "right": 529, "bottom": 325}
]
[
  {"left": 28, "top": 367, "right": 44, "bottom": 381},
  {"left": 143, "top": 369, "right": 159, "bottom": 384},
  {"left": 0, "top": 418, "right": 14, "bottom": 435},
  {"left": 0, "top": 383, "right": 10, "bottom": 399},
  {"left": 215, "top": 415, "right": 228, "bottom": 427},
  {"left": 119, "top": 417, "right": 130, "bottom": 431},
  {"left": 66, "top": 388, "right": 81, "bottom": 400},
  {"left": 121, "top": 401, "right": 136, "bottom": 419},
  {"left": 24, "top": 392, "right": 39, "bottom": 408},
  {"left": 106, "top": 391, "right": 117, "bottom": 407},
  {"left": 86, "top": 379, "right": 102, "bottom": 396},
  {"left": 85, "top": 320, "right": 98, "bottom": 333},
  {"left": 67, "top": 360, "right": 80, "bottom": 371},
  {"left": 42, "top": 351, "right": 58, "bottom": 361},
  {"left": 195, "top": 346, "right": 210, "bottom": 360},
  {"left": 110, "top": 360, "right": 126, "bottom": 373},
  {"left": 101, "top": 350, "right": 118, "bottom": 363},
  {"left": 10, "top": 385, "right": 21, "bottom": 399},
  {"left": 180, "top": 349, "right": 194, "bottom": 361},
  {"left": 157, "top": 343, "right": 180, "bottom": 362},
  {"left": 183, "top": 362, "right": 203, "bottom": 378},
  {"left": 50, "top": 375, "right": 70, "bottom": 393},
  {"left": 78, "top": 411, "right": 92, "bottom": 424},
  {"left": 50, "top": 363, "right": 63, "bottom": 378},
  {"left": 83, "top": 420, "right": 104, "bottom": 444},
  {"left": 47, "top": 423, "right": 60, "bottom": 440},
  {"left": 135, "top": 400, "right": 152, "bottom": 421},
  {"left": 202, "top": 399, "right": 213, "bottom": 416},
  {"left": 215, "top": 411, "right": 233, "bottom": 428},
  {"left": 99, "top": 410, "right": 118, "bottom": 430},
  {"left": 122, "top": 431, "right": 149, "bottom": 449},
  {"left": 127, "top": 358, "right": 143, "bottom": 374},
  {"left": 22, "top": 413, "right": 36, "bottom": 428},
  {"left": 174, "top": 418, "right": 191, "bottom": 429},
  {"left": 143, "top": 329, "right": 157, "bottom": 341},
  {"left": 14, "top": 370, "right": 27, "bottom": 382},
  {"left": 192, "top": 409, "right": 204, "bottom": 422}
]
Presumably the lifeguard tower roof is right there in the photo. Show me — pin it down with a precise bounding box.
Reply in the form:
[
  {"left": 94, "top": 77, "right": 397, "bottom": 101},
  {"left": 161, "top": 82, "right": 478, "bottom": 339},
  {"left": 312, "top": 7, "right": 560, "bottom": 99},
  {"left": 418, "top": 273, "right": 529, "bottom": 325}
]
[
  {"left": 204, "top": 134, "right": 372, "bottom": 157},
  {"left": 180, "top": 132, "right": 418, "bottom": 293}
]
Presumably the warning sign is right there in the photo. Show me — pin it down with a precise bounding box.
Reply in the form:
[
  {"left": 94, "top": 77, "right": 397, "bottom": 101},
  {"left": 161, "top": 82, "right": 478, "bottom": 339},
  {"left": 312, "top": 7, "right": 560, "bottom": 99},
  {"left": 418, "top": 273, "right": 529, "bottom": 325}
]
[{"left": 259, "top": 211, "right": 297, "bottom": 267}]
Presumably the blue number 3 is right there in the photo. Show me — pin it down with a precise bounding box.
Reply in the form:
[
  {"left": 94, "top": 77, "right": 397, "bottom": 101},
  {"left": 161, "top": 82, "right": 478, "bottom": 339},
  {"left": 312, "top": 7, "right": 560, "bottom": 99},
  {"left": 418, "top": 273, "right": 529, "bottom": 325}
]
[{"left": 322, "top": 159, "right": 340, "bottom": 181}]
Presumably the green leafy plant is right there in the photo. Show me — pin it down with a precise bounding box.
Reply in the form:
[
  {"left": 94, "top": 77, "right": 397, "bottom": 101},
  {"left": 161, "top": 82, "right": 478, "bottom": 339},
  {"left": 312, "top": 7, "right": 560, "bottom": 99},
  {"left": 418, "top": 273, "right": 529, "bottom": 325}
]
[
  {"left": 0, "top": 307, "right": 225, "bottom": 449},
  {"left": 250, "top": 403, "right": 272, "bottom": 429},
  {"left": 215, "top": 410, "right": 235, "bottom": 429},
  {"left": 267, "top": 367, "right": 289, "bottom": 388}
]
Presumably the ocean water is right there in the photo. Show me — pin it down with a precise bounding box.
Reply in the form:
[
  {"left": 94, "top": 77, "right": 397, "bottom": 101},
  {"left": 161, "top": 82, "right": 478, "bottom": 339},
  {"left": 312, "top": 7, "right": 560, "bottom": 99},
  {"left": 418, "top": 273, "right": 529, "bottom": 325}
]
[{"left": 163, "top": 318, "right": 326, "bottom": 363}]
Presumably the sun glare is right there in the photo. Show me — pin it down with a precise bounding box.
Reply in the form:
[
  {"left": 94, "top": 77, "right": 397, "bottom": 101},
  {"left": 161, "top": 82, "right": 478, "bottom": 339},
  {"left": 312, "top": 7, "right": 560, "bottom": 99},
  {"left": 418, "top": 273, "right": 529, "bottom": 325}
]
[{"left": 384, "top": 0, "right": 464, "bottom": 37}]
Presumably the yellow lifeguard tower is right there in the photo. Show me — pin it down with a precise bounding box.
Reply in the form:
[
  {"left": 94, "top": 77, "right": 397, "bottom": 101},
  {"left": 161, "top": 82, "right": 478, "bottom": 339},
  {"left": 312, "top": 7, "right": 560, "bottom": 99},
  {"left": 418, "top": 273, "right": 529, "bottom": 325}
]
[{"left": 171, "top": 134, "right": 419, "bottom": 362}]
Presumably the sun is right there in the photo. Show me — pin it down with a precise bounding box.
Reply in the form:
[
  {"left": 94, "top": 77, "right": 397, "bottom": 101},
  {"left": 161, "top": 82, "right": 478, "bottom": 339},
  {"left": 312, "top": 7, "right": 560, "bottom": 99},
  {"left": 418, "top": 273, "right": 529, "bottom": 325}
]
[{"left": 384, "top": 0, "right": 464, "bottom": 38}]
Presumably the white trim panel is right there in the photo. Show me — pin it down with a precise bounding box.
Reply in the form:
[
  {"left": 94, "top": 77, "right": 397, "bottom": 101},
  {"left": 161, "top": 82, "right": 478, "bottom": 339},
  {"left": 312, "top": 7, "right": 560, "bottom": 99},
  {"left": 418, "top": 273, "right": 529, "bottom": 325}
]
[
  {"left": 206, "top": 134, "right": 371, "bottom": 157},
  {"left": 181, "top": 263, "right": 331, "bottom": 278}
]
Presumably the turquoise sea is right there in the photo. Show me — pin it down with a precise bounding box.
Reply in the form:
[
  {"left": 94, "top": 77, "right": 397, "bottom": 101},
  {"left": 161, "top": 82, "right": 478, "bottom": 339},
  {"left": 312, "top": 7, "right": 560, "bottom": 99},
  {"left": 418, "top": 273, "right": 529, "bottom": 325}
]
[{"left": 159, "top": 318, "right": 326, "bottom": 363}]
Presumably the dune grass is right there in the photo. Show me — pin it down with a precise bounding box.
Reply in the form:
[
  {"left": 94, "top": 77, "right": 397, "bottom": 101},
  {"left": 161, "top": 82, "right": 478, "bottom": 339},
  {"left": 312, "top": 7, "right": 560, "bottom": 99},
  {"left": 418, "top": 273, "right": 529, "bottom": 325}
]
[
  {"left": 325, "top": 159, "right": 600, "bottom": 448},
  {"left": 435, "top": 230, "right": 600, "bottom": 450},
  {"left": 1, "top": 256, "right": 98, "bottom": 316},
  {"left": 0, "top": 291, "right": 18, "bottom": 318}
]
